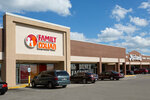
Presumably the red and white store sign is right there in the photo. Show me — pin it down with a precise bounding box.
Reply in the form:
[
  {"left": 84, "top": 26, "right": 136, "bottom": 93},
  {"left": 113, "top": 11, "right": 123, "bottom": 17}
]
[{"left": 25, "top": 34, "right": 56, "bottom": 51}]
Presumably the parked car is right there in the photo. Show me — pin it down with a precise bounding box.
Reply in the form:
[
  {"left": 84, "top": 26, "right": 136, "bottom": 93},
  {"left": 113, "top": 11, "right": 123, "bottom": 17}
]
[
  {"left": 120, "top": 70, "right": 125, "bottom": 78},
  {"left": 0, "top": 81, "right": 8, "bottom": 95},
  {"left": 134, "top": 68, "right": 148, "bottom": 74},
  {"left": 126, "top": 70, "right": 134, "bottom": 75},
  {"left": 147, "top": 68, "right": 150, "bottom": 74},
  {"left": 93, "top": 73, "right": 99, "bottom": 81},
  {"left": 31, "top": 70, "right": 70, "bottom": 88},
  {"left": 70, "top": 72, "right": 96, "bottom": 84},
  {"left": 99, "top": 71, "right": 124, "bottom": 80}
]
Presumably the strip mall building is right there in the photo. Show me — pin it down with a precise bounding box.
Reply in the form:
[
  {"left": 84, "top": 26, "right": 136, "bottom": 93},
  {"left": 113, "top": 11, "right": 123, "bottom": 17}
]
[{"left": 0, "top": 13, "right": 150, "bottom": 87}]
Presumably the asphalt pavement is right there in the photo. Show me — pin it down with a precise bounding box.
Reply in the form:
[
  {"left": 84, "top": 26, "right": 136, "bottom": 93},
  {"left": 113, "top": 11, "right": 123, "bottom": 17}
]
[{"left": 0, "top": 74, "right": 150, "bottom": 100}]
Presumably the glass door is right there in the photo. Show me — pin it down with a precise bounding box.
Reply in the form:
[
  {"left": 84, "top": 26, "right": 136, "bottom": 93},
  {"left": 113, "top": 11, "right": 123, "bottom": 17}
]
[{"left": 16, "top": 64, "right": 20, "bottom": 84}]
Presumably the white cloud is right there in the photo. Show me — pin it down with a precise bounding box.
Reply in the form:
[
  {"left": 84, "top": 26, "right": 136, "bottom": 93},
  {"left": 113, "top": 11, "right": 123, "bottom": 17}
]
[
  {"left": 114, "top": 36, "right": 150, "bottom": 54},
  {"left": 140, "top": 32, "right": 147, "bottom": 37},
  {"left": 139, "top": 1, "right": 150, "bottom": 13},
  {"left": 0, "top": 0, "right": 72, "bottom": 16},
  {"left": 98, "top": 27, "right": 123, "bottom": 42},
  {"left": 71, "top": 28, "right": 123, "bottom": 43},
  {"left": 114, "top": 24, "right": 138, "bottom": 34},
  {"left": 70, "top": 32, "right": 87, "bottom": 42},
  {"left": 112, "top": 5, "right": 132, "bottom": 21},
  {"left": 139, "top": 1, "right": 150, "bottom": 9},
  {"left": 130, "top": 16, "right": 148, "bottom": 26}
]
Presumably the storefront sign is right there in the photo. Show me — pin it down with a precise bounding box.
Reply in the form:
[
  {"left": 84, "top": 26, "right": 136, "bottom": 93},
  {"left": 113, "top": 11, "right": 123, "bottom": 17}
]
[
  {"left": 25, "top": 34, "right": 56, "bottom": 51},
  {"left": 129, "top": 54, "right": 142, "bottom": 61},
  {"left": 28, "top": 68, "right": 31, "bottom": 73}
]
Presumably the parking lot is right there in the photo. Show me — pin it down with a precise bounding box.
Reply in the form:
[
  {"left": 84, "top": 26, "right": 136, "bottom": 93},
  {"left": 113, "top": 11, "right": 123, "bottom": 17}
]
[{"left": 0, "top": 75, "right": 150, "bottom": 100}]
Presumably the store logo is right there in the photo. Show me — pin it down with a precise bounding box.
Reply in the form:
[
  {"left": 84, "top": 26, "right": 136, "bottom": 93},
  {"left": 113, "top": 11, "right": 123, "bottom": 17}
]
[
  {"left": 25, "top": 34, "right": 37, "bottom": 48},
  {"left": 129, "top": 54, "right": 142, "bottom": 61},
  {"left": 25, "top": 34, "right": 56, "bottom": 51}
]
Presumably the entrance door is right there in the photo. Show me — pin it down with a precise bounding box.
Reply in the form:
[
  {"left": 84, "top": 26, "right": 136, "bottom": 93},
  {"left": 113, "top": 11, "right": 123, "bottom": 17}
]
[
  {"left": 39, "top": 64, "right": 47, "bottom": 73},
  {"left": 16, "top": 64, "right": 20, "bottom": 84}
]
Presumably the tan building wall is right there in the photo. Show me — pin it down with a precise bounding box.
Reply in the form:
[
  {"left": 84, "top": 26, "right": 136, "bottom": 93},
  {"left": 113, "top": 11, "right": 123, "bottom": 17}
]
[
  {"left": 0, "top": 28, "right": 3, "bottom": 52},
  {"left": 0, "top": 28, "right": 3, "bottom": 60},
  {"left": 2, "top": 13, "right": 70, "bottom": 87}
]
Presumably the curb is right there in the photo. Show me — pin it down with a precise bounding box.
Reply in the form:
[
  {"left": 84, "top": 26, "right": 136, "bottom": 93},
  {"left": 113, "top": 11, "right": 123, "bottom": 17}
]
[
  {"left": 125, "top": 75, "right": 136, "bottom": 78},
  {"left": 8, "top": 84, "right": 29, "bottom": 89}
]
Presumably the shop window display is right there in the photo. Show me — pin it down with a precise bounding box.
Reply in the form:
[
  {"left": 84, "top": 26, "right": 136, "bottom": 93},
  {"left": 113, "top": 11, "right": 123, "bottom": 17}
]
[
  {"left": 16, "top": 64, "right": 54, "bottom": 84},
  {"left": 71, "top": 64, "right": 97, "bottom": 76}
]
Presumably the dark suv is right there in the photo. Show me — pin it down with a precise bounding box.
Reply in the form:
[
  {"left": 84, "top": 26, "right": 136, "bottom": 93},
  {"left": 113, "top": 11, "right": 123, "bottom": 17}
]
[
  {"left": 70, "top": 72, "right": 96, "bottom": 84},
  {"left": 31, "top": 70, "right": 70, "bottom": 88}
]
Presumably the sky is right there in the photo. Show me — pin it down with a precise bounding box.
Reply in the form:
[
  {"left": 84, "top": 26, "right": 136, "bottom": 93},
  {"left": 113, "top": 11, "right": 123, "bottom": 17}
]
[{"left": 0, "top": 0, "right": 150, "bottom": 55}]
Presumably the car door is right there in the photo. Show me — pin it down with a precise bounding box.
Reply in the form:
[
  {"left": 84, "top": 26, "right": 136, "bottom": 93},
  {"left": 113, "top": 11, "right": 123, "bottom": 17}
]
[
  {"left": 105, "top": 72, "right": 110, "bottom": 79},
  {"left": 34, "top": 74, "right": 41, "bottom": 85},
  {"left": 70, "top": 74, "right": 78, "bottom": 82},
  {"left": 40, "top": 74, "right": 49, "bottom": 85},
  {"left": 78, "top": 73, "right": 84, "bottom": 82}
]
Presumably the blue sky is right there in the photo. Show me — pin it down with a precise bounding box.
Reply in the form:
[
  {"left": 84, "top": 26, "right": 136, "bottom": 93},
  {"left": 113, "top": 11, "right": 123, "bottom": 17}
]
[{"left": 0, "top": 0, "right": 150, "bottom": 55}]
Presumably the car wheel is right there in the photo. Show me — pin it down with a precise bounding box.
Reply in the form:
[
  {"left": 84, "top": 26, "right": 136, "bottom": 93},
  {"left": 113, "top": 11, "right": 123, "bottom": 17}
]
[
  {"left": 110, "top": 77, "right": 114, "bottom": 80},
  {"left": 101, "top": 78, "right": 104, "bottom": 80},
  {"left": 0, "top": 91, "right": 6, "bottom": 95},
  {"left": 83, "top": 79, "right": 87, "bottom": 84},
  {"left": 92, "top": 80, "right": 95, "bottom": 83},
  {"left": 62, "top": 85, "right": 67, "bottom": 88},
  {"left": 47, "top": 82, "right": 54, "bottom": 89},
  {"left": 32, "top": 81, "right": 36, "bottom": 88},
  {"left": 116, "top": 78, "right": 119, "bottom": 80}
]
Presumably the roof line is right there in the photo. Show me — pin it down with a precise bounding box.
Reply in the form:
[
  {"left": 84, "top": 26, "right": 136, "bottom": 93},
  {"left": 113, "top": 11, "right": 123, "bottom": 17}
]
[
  {"left": 5, "top": 12, "right": 70, "bottom": 29},
  {"left": 71, "top": 39, "right": 126, "bottom": 49}
]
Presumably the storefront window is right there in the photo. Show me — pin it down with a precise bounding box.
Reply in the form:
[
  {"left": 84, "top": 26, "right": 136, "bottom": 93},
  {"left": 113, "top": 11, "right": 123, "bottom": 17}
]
[
  {"left": 20, "top": 64, "right": 30, "bottom": 83},
  {"left": 71, "top": 64, "right": 97, "bottom": 76},
  {"left": 30, "top": 64, "right": 38, "bottom": 79},
  {"left": 16, "top": 64, "right": 54, "bottom": 84},
  {"left": 47, "top": 64, "right": 54, "bottom": 71}
]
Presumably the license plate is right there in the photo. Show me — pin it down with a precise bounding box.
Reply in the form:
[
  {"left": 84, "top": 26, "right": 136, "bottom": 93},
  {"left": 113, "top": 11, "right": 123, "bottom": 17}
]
[{"left": 62, "top": 78, "right": 67, "bottom": 81}]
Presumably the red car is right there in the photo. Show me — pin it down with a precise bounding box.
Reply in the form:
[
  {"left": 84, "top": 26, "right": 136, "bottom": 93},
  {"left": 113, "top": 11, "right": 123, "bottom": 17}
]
[
  {"left": 0, "top": 82, "right": 8, "bottom": 95},
  {"left": 134, "top": 68, "right": 148, "bottom": 74},
  {"left": 99, "top": 71, "right": 124, "bottom": 80},
  {"left": 70, "top": 72, "right": 96, "bottom": 84}
]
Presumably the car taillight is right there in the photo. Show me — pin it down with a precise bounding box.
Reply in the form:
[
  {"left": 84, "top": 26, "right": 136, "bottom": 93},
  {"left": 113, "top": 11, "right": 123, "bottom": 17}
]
[
  {"left": 89, "top": 75, "right": 93, "bottom": 77},
  {"left": 2, "top": 84, "right": 7, "bottom": 88},
  {"left": 54, "top": 77, "right": 58, "bottom": 81}
]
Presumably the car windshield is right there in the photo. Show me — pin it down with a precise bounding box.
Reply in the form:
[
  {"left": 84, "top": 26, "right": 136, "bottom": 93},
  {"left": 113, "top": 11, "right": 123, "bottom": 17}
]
[
  {"left": 111, "top": 71, "right": 118, "bottom": 74},
  {"left": 56, "top": 71, "right": 69, "bottom": 76},
  {"left": 86, "top": 73, "right": 93, "bottom": 75}
]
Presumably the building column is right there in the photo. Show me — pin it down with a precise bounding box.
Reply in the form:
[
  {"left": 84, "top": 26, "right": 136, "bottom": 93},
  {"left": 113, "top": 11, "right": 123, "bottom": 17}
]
[
  {"left": 140, "top": 63, "right": 142, "bottom": 69},
  {"left": 123, "top": 63, "right": 126, "bottom": 75},
  {"left": 54, "top": 61, "right": 65, "bottom": 70},
  {"left": 115, "top": 63, "right": 120, "bottom": 73},
  {"left": 97, "top": 58, "right": 102, "bottom": 74},
  {"left": 129, "top": 64, "right": 131, "bottom": 70}
]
